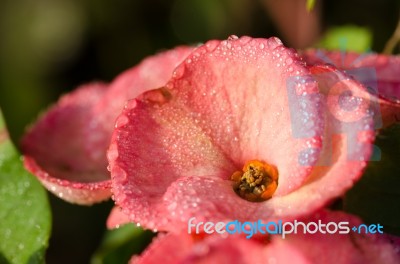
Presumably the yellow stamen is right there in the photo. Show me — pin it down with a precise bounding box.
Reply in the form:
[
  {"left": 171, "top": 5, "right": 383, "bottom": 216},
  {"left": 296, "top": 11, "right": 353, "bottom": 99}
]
[{"left": 231, "top": 160, "right": 278, "bottom": 202}]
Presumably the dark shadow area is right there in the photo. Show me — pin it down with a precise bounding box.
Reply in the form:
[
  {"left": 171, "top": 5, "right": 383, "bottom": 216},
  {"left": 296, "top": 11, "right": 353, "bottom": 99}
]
[{"left": 46, "top": 196, "right": 113, "bottom": 264}]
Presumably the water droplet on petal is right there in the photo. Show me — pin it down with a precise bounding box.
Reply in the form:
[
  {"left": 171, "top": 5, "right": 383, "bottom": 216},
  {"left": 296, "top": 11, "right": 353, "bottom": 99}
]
[
  {"left": 142, "top": 87, "right": 172, "bottom": 105},
  {"left": 124, "top": 100, "right": 137, "bottom": 110},
  {"left": 205, "top": 40, "right": 219, "bottom": 52},
  {"left": 115, "top": 115, "right": 129, "bottom": 128},
  {"left": 172, "top": 64, "right": 185, "bottom": 79},
  {"left": 228, "top": 35, "right": 239, "bottom": 40}
]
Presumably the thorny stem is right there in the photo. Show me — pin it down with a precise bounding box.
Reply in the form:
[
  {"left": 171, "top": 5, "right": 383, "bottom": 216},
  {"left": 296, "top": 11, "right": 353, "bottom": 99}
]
[{"left": 383, "top": 12, "right": 400, "bottom": 54}]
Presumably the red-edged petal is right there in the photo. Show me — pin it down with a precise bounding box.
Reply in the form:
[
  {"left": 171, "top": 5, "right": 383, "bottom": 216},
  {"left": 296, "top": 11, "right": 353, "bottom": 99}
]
[
  {"left": 131, "top": 233, "right": 267, "bottom": 264},
  {"left": 22, "top": 47, "right": 193, "bottom": 205},
  {"left": 132, "top": 232, "right": 312, "bottom": 264},
  {"left": 272, "top": 210, "right": 400, "bottom": 264},
  {"left": 107, "top": 206, "right": 131, "bottom": 229},
  {"left": 155, "top": 66, "right": 374, "bottom": 230},
  {"left": 132, "top": 211, "right": 400, "bottom": 264},
  {"left": 109, "top": 36, "right": 325, "bottom": 230},
  {"left": 90, "top": 46, "right": 194, "bottom": 156},
  {"left": 22, "top": 83, "right": 112, "bottom": 205},
  {"left": 130, "top": 233, "right": 195, "bottom": 264},
  {"left": 354, "top": 54, "right": 400, "bottom": 126},
  {"left": 301, "top": 49, "right": 400, "bottom": 127},
  {"left": 301, "top": 49, "right": 365, "bottom": 68}
]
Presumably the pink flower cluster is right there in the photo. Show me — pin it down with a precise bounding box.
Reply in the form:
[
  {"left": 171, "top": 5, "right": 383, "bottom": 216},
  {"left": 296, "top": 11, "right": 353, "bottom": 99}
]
[{"left": 21, "top": 36, "right": 400, "bottom": 263}]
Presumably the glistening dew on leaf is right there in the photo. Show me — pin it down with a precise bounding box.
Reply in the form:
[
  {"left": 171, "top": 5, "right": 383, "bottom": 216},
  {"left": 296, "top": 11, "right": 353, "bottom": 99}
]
[{"left": 108, "top": 36, "right": 376, "bottom": 231}]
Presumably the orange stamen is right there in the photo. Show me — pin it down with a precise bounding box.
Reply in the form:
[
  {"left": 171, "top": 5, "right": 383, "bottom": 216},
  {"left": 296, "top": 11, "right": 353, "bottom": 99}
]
[{"left": 231, "top": 160, "right": 278, "bottom": 202}]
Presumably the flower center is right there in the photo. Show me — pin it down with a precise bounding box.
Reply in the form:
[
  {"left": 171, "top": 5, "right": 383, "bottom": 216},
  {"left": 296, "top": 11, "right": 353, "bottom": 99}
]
[{"left": 231, "top": 160, "right": 278, "bottom": 202}]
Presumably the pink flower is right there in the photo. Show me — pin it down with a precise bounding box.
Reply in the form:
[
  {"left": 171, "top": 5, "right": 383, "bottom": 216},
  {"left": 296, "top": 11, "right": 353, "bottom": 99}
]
[
  {"left": 301, "top": 49, "right": 400, "bottom": 127},
  {"left": 21, "top": 46, "right": 193, "bottom": 204},
  {"left": 108, "top": 36, "right": 376, "bottom": 231},
  {"left": 132, "top": 211, "right": 400, "bottom": 264}
]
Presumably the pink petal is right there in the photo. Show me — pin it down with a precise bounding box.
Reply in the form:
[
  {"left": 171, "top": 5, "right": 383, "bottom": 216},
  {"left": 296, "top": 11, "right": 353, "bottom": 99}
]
[
  {"left": 110, "top": 37, "right": 375, "bottom": 231},
  {"left": 22, "top": 47, "right": 193, "bottom": 205},
  {"left": 91, "top": 46, "right": 194, "bottom": 157},
  {"left": 107, "top": 206, "right": 131, "bottom": 229},
  {"left": 163, "top": 106, "right": 371, "bottom": 224},
  {"left": 132, "top": 211, "right": 400, "bottom": 264},
  {"left": 272, "top": 210, "right": 400, "bottom": 264},
  {"left": 109, "top": 36, "right": 326, "bottom": 230},
  {"left": 354, "top": 54, "right": 400, "bottom": 126},
  {"left": 131, "top": 233, "right": 268, "bottom": 264},
  {"left": 302, "top": 50, "right": 400, "bottom": 100},
  {"left": 22, "top": 83, "right": 112, "bottom": 205},
  {"left": 301, "top": 49, "right": 365, "bottom": 68},
  {"left": 301, "top": 50, "right": 400, "bottom": 127},
  {"left": 130, "top": 233, "right": 195, "bottom": 264},
  {"left": 356, "top": 54, "right": 400, "bottom": 99}
]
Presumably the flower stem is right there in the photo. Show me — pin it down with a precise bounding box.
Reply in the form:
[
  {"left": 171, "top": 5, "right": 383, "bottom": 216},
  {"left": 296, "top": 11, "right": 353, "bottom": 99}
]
[{"left": 383, "top": 12, "right": 400, "bottom": 54}]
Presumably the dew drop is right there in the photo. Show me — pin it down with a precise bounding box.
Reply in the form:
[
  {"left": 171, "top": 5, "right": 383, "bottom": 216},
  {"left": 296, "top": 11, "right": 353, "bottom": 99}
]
[
  {"left": 142, "top": 87, "right": 172, "bottom": 105},
  {"left": 115, "top": 115, "right": 129, "bottom": 128},
  {"left": 124, "top": 100, "right": 137, "bottom": 110},
  {"left": 172, "top": 65, "right": 185, "bottom": 79},
  {"left": 239, "top": 36, "right": 251, "bottom": 44},
  {"left": 228, "top": 35, "right": 238, "bottom": 40},
  {"left": 205, "top": 40, "right": 219, "bottom": 52}
]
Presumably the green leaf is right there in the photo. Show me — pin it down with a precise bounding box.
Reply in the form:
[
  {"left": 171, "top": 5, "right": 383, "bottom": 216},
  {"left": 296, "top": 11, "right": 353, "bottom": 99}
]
[
  {"left": 318, "top": 25, "right": 372, "bottom": 53},
  {"left": 306, "top": 0, "right": 316, "bottom": 12},
  {"left": 0, "top": 110, "right": 51, "bottom": 264},
  {"left": 344, "top": 124, "right": 400, "bottom": 236},
  {"left": 91, "top": 224, "right": 155, "bottom": 264}
]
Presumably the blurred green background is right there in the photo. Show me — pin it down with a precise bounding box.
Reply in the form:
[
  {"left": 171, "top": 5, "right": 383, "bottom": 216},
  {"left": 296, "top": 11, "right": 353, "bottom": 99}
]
[{"left": 0, "top": 0, "right": 399, "bottom": 263}]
